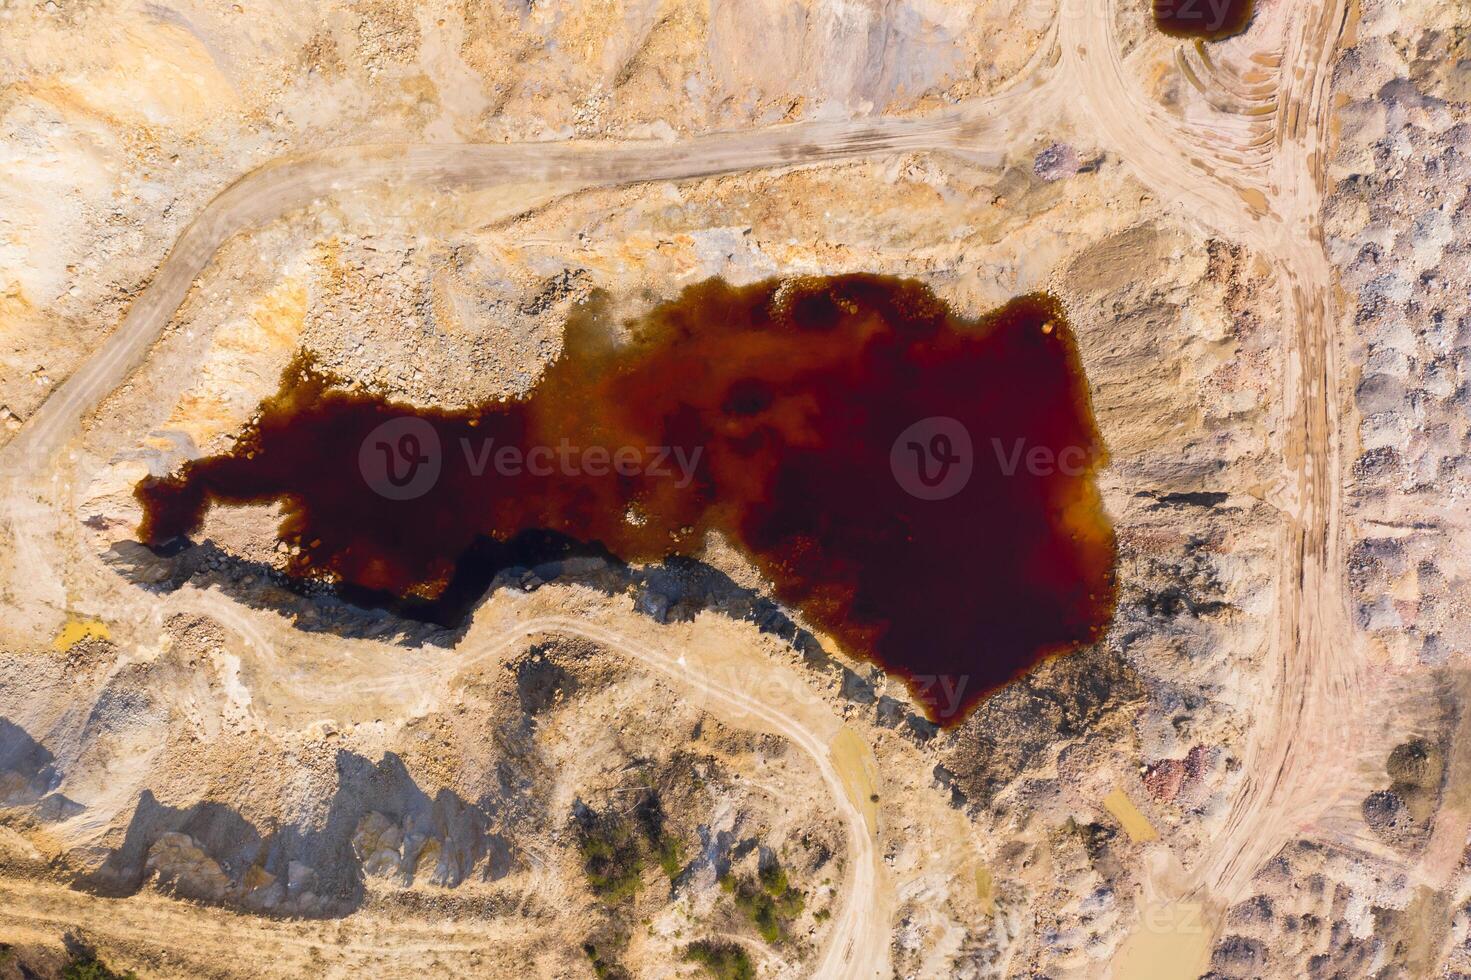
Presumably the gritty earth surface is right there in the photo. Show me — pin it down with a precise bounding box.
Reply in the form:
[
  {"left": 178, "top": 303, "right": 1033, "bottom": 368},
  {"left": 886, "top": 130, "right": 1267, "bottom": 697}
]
[{"left": 0, "top": 0, "right": 1466, "bottom": 977}]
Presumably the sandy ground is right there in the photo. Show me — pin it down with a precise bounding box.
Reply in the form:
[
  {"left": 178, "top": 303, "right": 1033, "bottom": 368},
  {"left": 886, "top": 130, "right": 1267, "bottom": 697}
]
[{"left": 1, "top": 0, "right": 1467, "bottom": 976}]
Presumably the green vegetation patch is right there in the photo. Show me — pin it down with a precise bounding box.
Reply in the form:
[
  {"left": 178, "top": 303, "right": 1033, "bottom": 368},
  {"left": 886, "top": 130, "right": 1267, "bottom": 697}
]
[
  {"left": 580, "top": 820, "right": 647, "bottom": 903},
  {"left": 720, "top": 855, "right": 806, "bottom": 944},
  {"left": 61, "top": 952, "right": 138, "bottom": 980},
  {"left": 581, "top": 941, "right": 632, "bottom": 980},
  {"left": 657, "top": 832, "right": 685, "bottom": 879},
  {"left": 575, "top": 791, "right": 689, "bottom": 904},
  {"left": 683, "top": 940, "right": 755, "bottom": 980}
]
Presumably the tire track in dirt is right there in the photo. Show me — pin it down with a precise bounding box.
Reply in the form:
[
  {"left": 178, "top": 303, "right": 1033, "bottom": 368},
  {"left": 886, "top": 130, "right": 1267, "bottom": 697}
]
[{"left": 0, "top": 0, "right": 1363, "bottom": 968}]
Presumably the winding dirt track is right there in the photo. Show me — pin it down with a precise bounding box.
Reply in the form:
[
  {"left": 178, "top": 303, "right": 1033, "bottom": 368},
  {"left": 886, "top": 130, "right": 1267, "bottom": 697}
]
[
  {"left": 1058, "top": 0, "right": 1359, "bottom": 909},
  {"left": 0, "top": 0, "right": 1357, "bottom": 972}
]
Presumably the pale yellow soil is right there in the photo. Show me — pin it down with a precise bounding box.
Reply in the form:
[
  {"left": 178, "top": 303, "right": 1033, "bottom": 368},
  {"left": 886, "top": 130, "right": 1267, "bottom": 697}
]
[{"left": 1, "top": 0, "right": 1465, "bottom": 976}]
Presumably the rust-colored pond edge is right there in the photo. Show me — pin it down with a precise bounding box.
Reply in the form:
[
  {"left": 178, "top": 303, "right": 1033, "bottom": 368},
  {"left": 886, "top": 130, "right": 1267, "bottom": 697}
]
[
  {"left": 136, "top": 275, "right": 1119, "bottom": 727},
  {"left": 1154, "top": 0, "right": 1255, "bottom": 40}
]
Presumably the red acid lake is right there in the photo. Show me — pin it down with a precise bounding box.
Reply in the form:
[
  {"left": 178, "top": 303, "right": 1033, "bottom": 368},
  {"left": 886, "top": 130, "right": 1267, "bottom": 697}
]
[
  {"left": 1154, "top": 0, "right": 1254, "bottom": 39},
  {"left": 136, "top": 275, "right": 1117, "bottom": 725}
]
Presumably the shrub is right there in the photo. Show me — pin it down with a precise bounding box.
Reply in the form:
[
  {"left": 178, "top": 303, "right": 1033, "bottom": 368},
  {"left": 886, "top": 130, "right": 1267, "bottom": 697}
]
[
  {"left": 657, "top": 833, "right": 685, "bottom": 879},
  {"left": 61, "top": 952, "right": 137, "bottom": 980},
  {"left": 721, "top": 866, "right": 805, "bottom": 945},
  {"left": 683, "top": 940, "right": 755, "bottom": 980},
  {"left": 757, "top": 861, "right": 788, "bottom": 896},
  {"left": 579, "top": 821, "right": 646, "bottom": 903},
  {"left": 581, "top": 942, "right": 632, "bottom": 980},
  {"left": 577, "top": 793, "right": 688, "bottom": 902}
]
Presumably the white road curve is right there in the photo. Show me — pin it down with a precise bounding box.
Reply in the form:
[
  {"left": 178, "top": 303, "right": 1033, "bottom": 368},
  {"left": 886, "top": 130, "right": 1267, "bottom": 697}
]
[{"left": 0, "top": 0, "right": 1361, "bottom": 969}]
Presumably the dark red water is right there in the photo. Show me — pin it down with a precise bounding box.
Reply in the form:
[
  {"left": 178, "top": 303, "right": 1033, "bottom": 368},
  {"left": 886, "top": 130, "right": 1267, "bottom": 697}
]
[
  {"left": 1154, "top": 0, "right": 1254, "bottom": 39},
  {"left": 136, "top": 275, "right": 1116, "bottom": 725}
]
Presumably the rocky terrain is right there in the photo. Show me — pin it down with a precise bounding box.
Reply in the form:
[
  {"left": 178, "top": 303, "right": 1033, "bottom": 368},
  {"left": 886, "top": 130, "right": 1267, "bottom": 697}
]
[
  {"left": 1205, "top": 0, "right": 1471, "bottom": 974},
  {"left": 0, "top": 0, "right": 1466, "bottom": 977}
]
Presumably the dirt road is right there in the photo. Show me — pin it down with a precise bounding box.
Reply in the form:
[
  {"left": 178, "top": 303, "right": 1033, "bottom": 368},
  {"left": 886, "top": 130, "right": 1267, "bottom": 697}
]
[
  {"left": 0, "top": 870, "right": 535, "bottom": 978},
  {"left": 1058, "top": 0, "right": 1358, "bottom": 915},
  {"left": 0, "top": 0, "right": 1358, "bottom": 972},
  {"left": 0, "top": 44, "right": 1055, "bottom": 979},
  {"left": 0, "top": 56, "right": 1054, "bottom": 476}
]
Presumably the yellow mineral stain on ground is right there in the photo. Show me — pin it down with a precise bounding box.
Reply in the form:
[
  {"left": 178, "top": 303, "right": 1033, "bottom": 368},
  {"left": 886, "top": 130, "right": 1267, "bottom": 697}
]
[
  {"left": 1112, "top": 903, "right": 1213, "bottom": 980},
  {"left": 1237, "top": 186, "right": 1270, "bottom": 216},
  {"left": 52, "top": 618, "right": 110, "bottom": 651},
  {"left": 247, "top": 280, "right": 311, "bottom": 350},
  {"left": 1391, "top": 565, "right": 1421, "bottom": 603},
  {"left": 829, "top": 727, "right": 879, "bottom": 835},
  {"left": 975, "top": 865, "right": 995, "bottom": 914},
  {"left": 1175, "top": 50, "right": 1207, "bottom": 96},
  {"left": 164, "top": 276, "right": 309, "bottom": 447},
  {"left": 1103, "top": 788, "right": 1158, "bottom": 842},
  {"left": 0, "top": 285, "right": 34, "bottom": 323},
  {"left": 1342, "top": 0, "right": 1361, "bottom": 48},
  {"left": 29, "top": 23, "right": 238, "bottom": 132}
]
